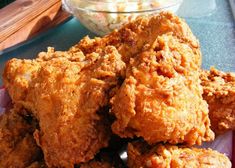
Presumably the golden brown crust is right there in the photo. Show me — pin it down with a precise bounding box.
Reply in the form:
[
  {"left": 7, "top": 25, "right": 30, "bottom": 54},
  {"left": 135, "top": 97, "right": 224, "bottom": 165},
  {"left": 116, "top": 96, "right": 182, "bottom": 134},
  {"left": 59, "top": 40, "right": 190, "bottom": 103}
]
[
  {"left": 111, "top": 34, "right": 214, "bottom": 145},
  {"left": 0, "top": 106, "right": 42, "bottom": 168},
  {"left": 70, "top": 12, "right": 201, "bottom": 65},
  {"left": 3, "top": 46, "right": 125, "bottom": 167},
  {"left": 200, "top": 67, "right": 235, "bottom": 134},
  {"left": 127, "top": 141, "right": 232, "bottom": 168}
]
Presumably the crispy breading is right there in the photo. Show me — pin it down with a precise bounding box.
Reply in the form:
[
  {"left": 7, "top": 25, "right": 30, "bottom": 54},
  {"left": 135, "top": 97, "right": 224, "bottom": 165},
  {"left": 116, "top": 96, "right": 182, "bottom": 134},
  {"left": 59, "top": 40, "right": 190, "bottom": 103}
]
[
  {"left": 2, "top": 47, "right": 86, "bottom": 104},
  {"left": 70, "top": 12, "right": 201, "bottom": 66},
  {"left": 3, "top": 46, "right": 125, "bottom": 167},
  {"left": 110, "top": 34, "right": 214, "bottom": 145},
  {"left": 127, "top": 141, "right": 231, "bottom": 168},
  {"left": 200, "top": 67, "right": 235, "bottom": 134},
  {"left": 0, "top": 105, "right": 42, "bottom": 167}
]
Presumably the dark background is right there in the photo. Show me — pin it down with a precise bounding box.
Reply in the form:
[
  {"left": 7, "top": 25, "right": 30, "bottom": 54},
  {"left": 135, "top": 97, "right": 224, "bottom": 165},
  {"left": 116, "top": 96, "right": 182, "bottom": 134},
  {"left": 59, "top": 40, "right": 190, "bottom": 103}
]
[{"left": 0, "top": 0, "right": 15, "bottom": 8}]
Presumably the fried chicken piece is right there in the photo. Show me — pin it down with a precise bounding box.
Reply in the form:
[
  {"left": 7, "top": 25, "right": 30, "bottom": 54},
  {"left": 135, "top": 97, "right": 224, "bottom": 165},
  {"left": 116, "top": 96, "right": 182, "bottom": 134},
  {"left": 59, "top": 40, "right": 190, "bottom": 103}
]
[
  {"left": 2, "top": 47, "right": 83, "bottom": 104},
  {"left": 0, "top": 105, "right": 42, "bottom": 167},
  {"left": 3, "top": 46, "right": 126, "bottom": 167},
  {"left": 71, "top": 12, "right": 214, "bottom": 145},
  {"left": 71, "top": 12, "right": 201, "bottom": 66},
  {"left": 127, "top": 141, "right": 232, "bottom": 168},
  {"left": 111, "top": 34, "right": 214, "bottom": 145},
  {"left": 200, "top": 67, "right": 235, "bottom": 134}
]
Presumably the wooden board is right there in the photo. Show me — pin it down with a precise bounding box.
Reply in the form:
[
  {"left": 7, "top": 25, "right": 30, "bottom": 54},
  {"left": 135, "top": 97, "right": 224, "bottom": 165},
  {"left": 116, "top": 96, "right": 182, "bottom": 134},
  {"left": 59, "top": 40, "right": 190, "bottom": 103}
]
[{"left": 0, "top": 0, "right": 70, "bottom": 51}]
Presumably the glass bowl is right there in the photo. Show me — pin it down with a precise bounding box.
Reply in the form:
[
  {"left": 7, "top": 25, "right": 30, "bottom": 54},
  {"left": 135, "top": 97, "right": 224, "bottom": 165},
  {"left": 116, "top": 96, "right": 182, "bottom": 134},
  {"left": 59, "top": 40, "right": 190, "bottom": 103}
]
[{"left": 62, "top": 0, "right": 183, "bottom": 36}]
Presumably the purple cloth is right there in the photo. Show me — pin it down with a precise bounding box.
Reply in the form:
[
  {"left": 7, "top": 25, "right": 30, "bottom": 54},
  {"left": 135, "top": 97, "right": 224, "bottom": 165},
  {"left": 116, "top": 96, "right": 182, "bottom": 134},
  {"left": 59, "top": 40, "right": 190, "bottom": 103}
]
[
  {"left": 0, "top": 88, "right": 11, "bottom": 115},
  {"left": 0, "top": 89, "right": 11, "bottom": 107},
  {"left": 201, "top": 131, "right": 233, "bottom": 160}
]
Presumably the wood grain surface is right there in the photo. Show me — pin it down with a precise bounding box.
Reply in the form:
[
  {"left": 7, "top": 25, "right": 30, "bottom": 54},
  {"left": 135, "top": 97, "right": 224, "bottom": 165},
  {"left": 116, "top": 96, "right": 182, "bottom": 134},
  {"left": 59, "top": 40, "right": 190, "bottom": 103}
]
[{"left": 0, "top": 0, "right": 70, "bottom": 51}]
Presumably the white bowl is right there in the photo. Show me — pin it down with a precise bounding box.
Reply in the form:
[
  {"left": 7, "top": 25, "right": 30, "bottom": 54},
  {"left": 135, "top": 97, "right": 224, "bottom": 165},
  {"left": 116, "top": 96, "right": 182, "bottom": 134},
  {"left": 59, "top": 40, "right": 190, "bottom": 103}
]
[{"left": 62, "top": 0, "right": 183, "bottom": 36}]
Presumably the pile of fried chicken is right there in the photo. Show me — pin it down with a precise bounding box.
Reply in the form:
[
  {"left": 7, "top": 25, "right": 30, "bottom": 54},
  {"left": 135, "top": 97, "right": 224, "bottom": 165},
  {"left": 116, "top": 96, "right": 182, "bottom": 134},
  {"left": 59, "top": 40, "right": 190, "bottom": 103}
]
[{"left": 0, "top": 12, "right": 234, "bottom": 168}]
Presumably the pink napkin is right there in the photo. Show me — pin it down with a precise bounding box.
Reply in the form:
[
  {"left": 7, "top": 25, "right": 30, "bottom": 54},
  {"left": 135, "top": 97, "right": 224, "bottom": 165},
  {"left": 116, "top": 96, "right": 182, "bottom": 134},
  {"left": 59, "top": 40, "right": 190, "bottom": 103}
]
[{"left": 0, "top": 88, "right": 234, "bottom": 164}]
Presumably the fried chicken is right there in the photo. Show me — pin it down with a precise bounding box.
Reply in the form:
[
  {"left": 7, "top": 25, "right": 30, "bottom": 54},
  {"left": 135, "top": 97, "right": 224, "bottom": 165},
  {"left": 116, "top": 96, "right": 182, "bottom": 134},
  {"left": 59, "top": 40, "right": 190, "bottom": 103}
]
[
  {"left": 127, "top": 141, "right": 232, "bottom": 168},
  {"left": 110, "top": 34, "right": 214, "bottom": 145},
  {"left": 2, "top": 12, "right": 220, "bottom": 167},
  {"left": 200, "top": 67, "right": 235, "bottom": 134},
  {"left": 0, "top": 105, "right": 42, "bottom": 167},
  {"left": 70, "top": 11, "right": 213, "bottom": 146},
  {"left": 70, "top": 12, "right": 201, "bottom": 66},
  {"left": 3, "top": 46, "right": 125, "bottom": 167},
  {"left": 71, "top": 12, "right": 214, "bottom": 145}
]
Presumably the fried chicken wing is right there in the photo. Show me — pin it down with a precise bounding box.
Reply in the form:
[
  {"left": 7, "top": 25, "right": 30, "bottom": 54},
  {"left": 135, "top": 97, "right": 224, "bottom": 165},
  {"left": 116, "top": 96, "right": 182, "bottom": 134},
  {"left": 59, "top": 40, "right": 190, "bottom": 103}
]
[
  {"left": 0, "top": 105, "right": 42, "bottom": 167},
  {"left": 127, "top": 141, "right": 231, "bottom": 168},
  {"left": 200, "top": 67, "right": 235, "bottom": 134},
  {"left": 3, "top": 46, "right": 125, "bottom": 167},
  {"left": 110, "top": 34, "right": 214, "bottom": 145},
  {"left": 71, "top": 12, "right": 201, "bottom": 66}
]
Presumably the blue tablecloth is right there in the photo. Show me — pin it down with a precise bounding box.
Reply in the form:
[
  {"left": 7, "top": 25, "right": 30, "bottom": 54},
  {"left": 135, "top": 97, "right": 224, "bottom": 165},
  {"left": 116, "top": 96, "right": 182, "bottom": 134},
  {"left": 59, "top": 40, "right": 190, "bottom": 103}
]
[{"left": 0, "top": 0, "right": 234, "bottom": 85}]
